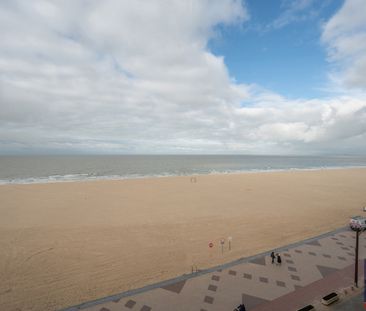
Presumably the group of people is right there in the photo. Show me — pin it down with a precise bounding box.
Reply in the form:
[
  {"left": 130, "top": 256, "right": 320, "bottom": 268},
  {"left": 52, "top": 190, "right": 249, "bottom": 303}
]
[{"left": 270, "top": 251, "right": 281, "bottom": 265}]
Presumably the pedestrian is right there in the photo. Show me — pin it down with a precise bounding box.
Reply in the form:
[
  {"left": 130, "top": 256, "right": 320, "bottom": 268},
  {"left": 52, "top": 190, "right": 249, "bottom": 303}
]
[
  {"left": 270, "top": 251, "right": 275, "bottom": 264},
  {"left": 277, "top": 253, "right": 282, "bottom": 265},
  {"left": 234, "top": 304, "right": 246, "bottom": 311}
]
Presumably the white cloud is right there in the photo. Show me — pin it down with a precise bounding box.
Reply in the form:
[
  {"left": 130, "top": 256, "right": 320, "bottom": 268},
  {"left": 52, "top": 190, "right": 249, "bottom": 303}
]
[
  {"left": 322, "top": 0, "right": 366, "bottom": 89},
  {"left": 268, "top": 0, "right": 319, "bottom": 30},
  {"left": 0, "top": 0, "right": 366, "bottom": 155}
]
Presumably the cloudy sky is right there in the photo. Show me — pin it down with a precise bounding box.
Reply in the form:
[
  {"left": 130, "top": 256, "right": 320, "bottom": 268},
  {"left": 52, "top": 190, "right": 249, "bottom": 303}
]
[{"left": 0, "top": 0, "right": 366, "bottom": 155}]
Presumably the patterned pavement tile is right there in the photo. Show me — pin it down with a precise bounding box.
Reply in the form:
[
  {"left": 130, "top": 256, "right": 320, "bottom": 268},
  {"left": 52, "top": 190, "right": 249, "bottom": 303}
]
[
  {"left": 276, "top": 280, "right": 286, "bottom": 287},
  {"left": 259, "top": 277, "right": 268, "bottom": 283},
  {"left": 288, "top": 266, "right": 297, "bottom": 272},
  {"left": 204, "top": 296, "right": 214, "bottom": 304},
  {"left": 306, "top": 240, "right": 321, "bottom": 246},
  {"left": 323, "top": 254, "right": 331, "bottom": 258},
  {"left": 208, "top": 284, "right": 217, "bottom": 292},
  {"left": 291, "top": 274, "right": 301, "bottom": 281},
  {"left": 161, "top": 280, "right": 186, "bottom": 294},
  {"left": 337, "top": 256, "right": 346, "bottom": 261},
  {"left": 242, "top": 293, "right": 269, "bottom": 310},
  {"left": 316, "top": 265, "right": 339, "bottom": 278},
  {"left": 140, "top": 306, "right": 152, "bottom": 311},
  {"left": 211, "top": 275, "right": 220, "bottom": 281},
  {"left": 228, "top": 270, "right": 237, "bottom": 276},
  {"left": 285, "top": 259, "right": 294, "bottom": 264},
  {"left": 243, "top": 273, "right": 252, "bottom": 279},
  {"left": 308, "top": 252, "right": 317, "bottom": 256},
  {"left": 250, "top": 256, "right": 266, "bottom": 266},
  {"left": 125, "top": 300, "right": 137, "bottom": 309},
  {"left": 294, "top": 249, "right": 302, "bottom": 253}
]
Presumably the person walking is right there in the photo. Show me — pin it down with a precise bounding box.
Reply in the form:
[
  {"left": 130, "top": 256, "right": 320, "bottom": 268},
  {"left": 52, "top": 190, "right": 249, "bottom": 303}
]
[
  {"left": 276, "top": 253, "right": 282, "bottom": 265},
  {"left": 234, "top": 304, "right": 246, "bottom": 311},
  {"left": 270, "top": 251, "right": 275, "bottom": 264}
]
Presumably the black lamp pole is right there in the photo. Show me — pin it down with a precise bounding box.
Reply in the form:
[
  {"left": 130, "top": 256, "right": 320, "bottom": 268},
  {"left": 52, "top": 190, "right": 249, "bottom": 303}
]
[{"left": 355, "top": 228, "right": 361, "bottom": 287}]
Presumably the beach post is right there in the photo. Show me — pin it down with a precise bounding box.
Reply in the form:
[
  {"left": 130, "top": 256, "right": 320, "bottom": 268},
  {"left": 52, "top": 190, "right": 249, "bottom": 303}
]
[
  {"left": 228, "top": 236, "right": 232, "bottom": 250},
  {"left": 220, "top": 238, "right": 225, "bottom": 254}
]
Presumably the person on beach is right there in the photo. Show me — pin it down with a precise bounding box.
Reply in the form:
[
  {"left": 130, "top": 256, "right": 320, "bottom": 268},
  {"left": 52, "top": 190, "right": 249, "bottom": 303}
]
[
  {"left": 270, "top": 251, "right": 275, "bottom": 264},
  {"left": 276, "top": 253, "right": 282, "bottom": 265},
  {"left": 234, "top": 303, "right": 246, "bottom": 311}
]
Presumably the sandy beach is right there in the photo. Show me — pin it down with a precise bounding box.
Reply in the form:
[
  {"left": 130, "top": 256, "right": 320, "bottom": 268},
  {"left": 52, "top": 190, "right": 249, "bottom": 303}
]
[{"left": 0, "top": 168, "right": 366, "bottom": 311}]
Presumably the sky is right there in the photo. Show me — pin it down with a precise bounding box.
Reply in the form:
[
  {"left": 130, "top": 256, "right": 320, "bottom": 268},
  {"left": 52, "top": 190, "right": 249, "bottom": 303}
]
[{"left": 0, "top": 0, "right": 366, "bottom": 155}]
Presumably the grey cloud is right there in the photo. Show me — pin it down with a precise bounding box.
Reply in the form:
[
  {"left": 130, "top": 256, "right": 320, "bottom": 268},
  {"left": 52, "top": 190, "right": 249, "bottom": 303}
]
[{"left": 0, "top": 0, "right": 366, "bottom": 155}]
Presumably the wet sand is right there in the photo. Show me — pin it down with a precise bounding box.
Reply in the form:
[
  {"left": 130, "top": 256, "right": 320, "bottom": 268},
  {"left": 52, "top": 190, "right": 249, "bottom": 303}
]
[{"left": 0, "top": 168, "right": 365, "bottom": 310}]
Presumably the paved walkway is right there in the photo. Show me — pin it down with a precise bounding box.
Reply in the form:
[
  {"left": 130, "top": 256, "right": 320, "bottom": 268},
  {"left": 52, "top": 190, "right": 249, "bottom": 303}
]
[{"left": 62, "top": 227, "right": 366, "bottom": 311}]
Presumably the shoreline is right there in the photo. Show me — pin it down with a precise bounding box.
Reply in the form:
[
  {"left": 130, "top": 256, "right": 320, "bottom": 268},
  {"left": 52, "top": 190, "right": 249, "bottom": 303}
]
[{"left": 1, "top": 165, "right": 366, "bottom": 186}]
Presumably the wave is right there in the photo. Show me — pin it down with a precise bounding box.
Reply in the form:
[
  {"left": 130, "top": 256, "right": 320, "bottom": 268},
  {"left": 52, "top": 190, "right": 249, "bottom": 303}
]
[{"left": 0, "top": 165, "right": 366, "bottom": 185}]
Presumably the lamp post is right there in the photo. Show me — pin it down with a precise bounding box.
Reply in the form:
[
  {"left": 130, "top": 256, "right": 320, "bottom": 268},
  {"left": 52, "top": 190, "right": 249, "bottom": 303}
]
[
  {"left": 354, "top": 228, "right": 360, "bottom": 287},
  {"left": 354, "top": 227, "right": 365, "bottom": 287}
]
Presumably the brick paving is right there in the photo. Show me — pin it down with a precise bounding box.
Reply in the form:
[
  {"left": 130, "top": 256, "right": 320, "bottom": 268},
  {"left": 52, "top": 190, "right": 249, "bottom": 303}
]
[{"left": 62, "top": 228, "right": 366, "bottom": 311}]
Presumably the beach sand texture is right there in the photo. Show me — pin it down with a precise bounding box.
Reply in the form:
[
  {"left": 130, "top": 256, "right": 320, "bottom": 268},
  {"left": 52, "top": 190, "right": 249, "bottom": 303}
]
[{"left": 0, "top": 168, "right": 366, "bottom": 310}]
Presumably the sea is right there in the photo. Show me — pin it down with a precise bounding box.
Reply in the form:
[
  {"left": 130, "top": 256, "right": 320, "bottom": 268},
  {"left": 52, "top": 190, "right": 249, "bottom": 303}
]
[{"left": 0, "top": 155, "right": 366, "bottom": 185}]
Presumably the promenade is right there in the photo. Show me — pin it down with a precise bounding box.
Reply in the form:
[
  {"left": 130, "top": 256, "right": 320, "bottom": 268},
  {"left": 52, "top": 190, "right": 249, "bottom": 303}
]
[{"left": 63, "top": 227, "right": 365, "bottom": 311}]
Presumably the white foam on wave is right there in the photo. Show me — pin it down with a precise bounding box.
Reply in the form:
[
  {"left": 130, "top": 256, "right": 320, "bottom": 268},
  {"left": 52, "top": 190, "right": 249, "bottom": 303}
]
[{"left": 0, "top": 165, "right": 365, "bottom": 185}]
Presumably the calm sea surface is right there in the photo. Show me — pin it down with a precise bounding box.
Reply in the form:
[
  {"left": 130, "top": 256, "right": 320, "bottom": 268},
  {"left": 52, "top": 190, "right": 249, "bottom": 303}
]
[{"left": 0, "top": 155, "right": 366, "bottom": 184}]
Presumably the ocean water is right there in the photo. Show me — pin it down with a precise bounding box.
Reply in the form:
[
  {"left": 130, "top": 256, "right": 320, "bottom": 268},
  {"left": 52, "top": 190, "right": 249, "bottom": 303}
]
[{"left": 0, "top": 155, "right": 366, "bottom": 185}]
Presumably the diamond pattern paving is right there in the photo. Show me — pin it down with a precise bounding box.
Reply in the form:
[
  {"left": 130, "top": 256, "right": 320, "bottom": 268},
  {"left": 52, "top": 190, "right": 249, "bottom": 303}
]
[
  {"left": 68, "top": 228, "right": 364, "bottom": 311},
  {"left": 161, "top": 280, "right": 186, "bottom": 294},
  {"left": 242, "top": 293, "right": 269, "bottom": 310},
  {"left": 316, "top": 265, "right": 339, "bottom": 278},
  {"left": 250, "top": 256, "right": 266, "bottom": 266},
  {"left": 306, "top": 240, "right": 321, "bottom": 246}
]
